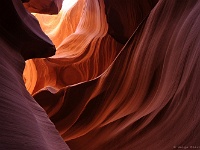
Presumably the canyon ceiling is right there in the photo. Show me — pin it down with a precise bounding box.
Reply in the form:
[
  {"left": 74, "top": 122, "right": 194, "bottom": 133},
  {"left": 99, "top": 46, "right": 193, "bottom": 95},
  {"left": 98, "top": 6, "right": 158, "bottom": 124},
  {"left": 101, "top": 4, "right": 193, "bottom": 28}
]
[{"left": 1, "top": 0, "right": 200, "bottom": 149}]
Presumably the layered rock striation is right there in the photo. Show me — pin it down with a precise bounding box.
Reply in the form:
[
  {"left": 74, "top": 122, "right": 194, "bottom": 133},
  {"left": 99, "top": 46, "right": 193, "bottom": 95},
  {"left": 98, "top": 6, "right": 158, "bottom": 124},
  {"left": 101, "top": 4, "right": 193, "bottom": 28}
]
[
  {"left": 0, "top": 0, "right": 69, "bottom": 149},
  {"left": 1, "top": 0, "right": 200, "bottom": 149}
]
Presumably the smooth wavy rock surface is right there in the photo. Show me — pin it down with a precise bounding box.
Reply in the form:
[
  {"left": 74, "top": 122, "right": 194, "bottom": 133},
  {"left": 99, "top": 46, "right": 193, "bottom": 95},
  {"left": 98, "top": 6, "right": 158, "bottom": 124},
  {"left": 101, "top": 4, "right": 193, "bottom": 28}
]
[
  {"left": 24, "top": 0, "right": 63, "bottom": 14},
  {"left": 0, "top": 0, "right": 69, "bottom": 149},
  {"left": 3, "top": 0, "right": 200, "bottom": 149}
]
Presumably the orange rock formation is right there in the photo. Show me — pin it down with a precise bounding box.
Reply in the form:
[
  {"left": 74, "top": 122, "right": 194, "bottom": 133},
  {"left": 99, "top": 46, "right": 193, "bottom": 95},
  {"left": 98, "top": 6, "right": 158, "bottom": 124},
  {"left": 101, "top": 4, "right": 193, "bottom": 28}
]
[{"left": 1, "top": 0, "right": 200, "bottom": 149}]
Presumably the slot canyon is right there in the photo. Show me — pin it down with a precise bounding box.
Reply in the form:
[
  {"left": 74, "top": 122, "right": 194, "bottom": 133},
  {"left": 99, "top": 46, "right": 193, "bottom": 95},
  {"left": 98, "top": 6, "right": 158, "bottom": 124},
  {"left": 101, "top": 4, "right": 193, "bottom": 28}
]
[{"left": 1, "top": 0, "right": 200, "bottom": 149}]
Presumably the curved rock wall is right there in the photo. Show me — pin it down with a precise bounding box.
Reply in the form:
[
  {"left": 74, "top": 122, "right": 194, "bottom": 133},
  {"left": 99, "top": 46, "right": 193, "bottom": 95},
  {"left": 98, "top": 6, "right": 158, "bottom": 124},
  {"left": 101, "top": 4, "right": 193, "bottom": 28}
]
[
  {"left": 1, "top": 0, "right": 200, "bottom": 149},
  {"left": 24, "top": 0, "right": 63, "bottom": 14},
  {"left": 0, "top": 0, "right": 69, "bottom": 149},
  {"left": 29, "top": 0, "right": 200, "bottom": 149}
]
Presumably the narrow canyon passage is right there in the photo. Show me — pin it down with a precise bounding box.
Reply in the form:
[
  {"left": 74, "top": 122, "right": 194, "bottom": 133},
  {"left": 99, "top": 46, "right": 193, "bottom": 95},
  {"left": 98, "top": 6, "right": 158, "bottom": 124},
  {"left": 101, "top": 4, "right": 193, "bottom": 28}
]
[{"left": 1, "top": 0, "right": 200, "bottom": 149}]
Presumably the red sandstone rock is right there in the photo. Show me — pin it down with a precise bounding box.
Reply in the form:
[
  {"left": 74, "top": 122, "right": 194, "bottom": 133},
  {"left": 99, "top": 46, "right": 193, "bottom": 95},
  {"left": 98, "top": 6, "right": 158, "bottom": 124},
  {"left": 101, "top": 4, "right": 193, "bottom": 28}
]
[
  {"left": 1, "top": 0, "right": 200, "bottom": 149},
  {"left": 24, "top": 0, "right": 63, "bottom": 14},
  {"left": 29, "top": 0, "right": 200, "bottom": 149},
  {"left": 0, "top": 0, "right": 69, "bottom": 149}
]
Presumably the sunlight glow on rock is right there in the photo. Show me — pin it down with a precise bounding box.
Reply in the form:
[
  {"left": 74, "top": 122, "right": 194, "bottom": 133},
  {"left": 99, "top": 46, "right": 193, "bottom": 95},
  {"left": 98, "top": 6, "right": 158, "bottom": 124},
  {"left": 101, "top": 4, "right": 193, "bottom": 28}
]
[{"left": 61, "top": 0, "right": 78, "bottom": 11}]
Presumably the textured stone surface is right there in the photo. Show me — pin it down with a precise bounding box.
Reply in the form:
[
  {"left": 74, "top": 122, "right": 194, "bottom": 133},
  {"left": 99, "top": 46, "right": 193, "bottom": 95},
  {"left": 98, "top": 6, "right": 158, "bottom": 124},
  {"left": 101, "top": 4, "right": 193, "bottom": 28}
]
[
  {"left": 24, "top": 0, "right": 63, "bottom": 14},
  {"left": 0, "top": 0, "right": 69, "bottom": 149},
  {"left": 27, "top": 0, "right": 200, "bottom": 149},
  {"left": 2, "top": 0, "right": 200, "bottom": 149}
]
